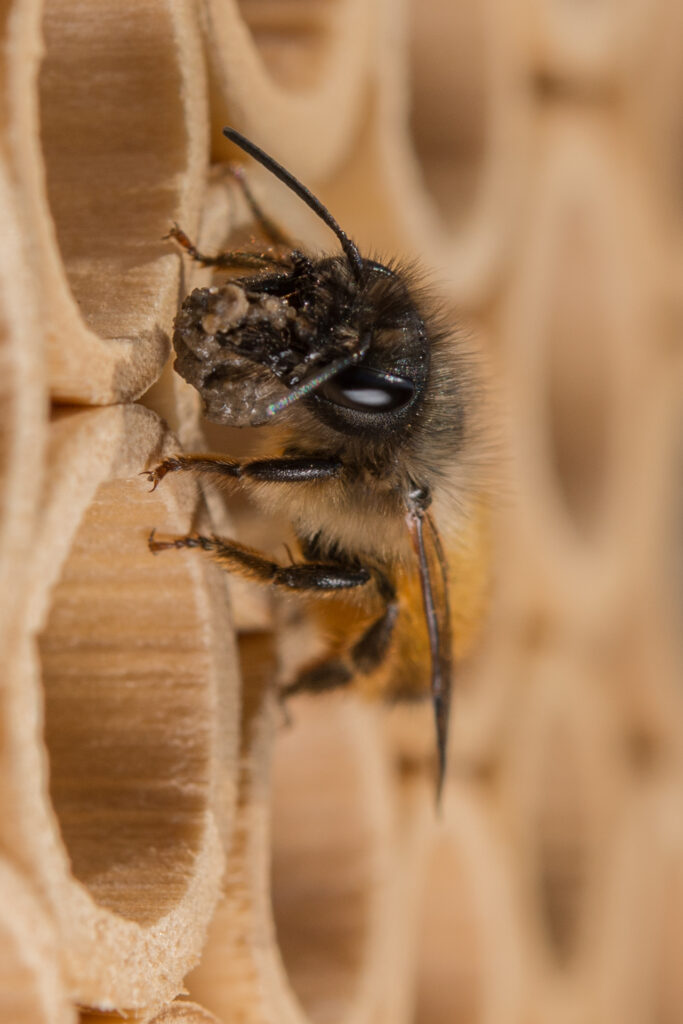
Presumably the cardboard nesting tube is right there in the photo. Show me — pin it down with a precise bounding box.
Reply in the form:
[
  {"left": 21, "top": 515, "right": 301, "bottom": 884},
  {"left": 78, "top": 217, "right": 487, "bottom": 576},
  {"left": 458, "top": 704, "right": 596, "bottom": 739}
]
[
  {"left": 200, "top": 0, "right": 371, "bottom": 180},
  {"left": 0, "top": 859, "right": 76, "bottom": 1024},
  {"left": 322, "top": 0, "right": 532, "bottom": 309},
  {"left": 3, "top": 404, "right": 240, "bottom": 1012},
  {"left": 27, "top": 0, "right": 209, "bottom": 404}
]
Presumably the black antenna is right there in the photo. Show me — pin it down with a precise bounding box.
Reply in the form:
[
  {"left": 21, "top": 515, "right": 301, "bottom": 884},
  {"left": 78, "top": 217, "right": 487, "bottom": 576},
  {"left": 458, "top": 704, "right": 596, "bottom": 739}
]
[{"left": 223, "top": 126, "right": 364, "bottom": 280}]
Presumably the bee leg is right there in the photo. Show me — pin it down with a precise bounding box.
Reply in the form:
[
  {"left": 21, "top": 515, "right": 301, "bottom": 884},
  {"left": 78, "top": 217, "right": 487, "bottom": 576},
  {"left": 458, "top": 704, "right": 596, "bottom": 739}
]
[
  {"left": 282, "top": 659, "right": 354, "bottom": 697},
  {"left": 164, "top": 222, "right": 293, "bottom": 270},
  {"left": 148, "top": 531, "right": 371, "bottom": 592},
  {"left": 148, "top": 527, "right": 397, "bottom": 698},
  {"left": 227, "top": 163, "right": 293, "bottom": 248},
  {"left": 283, "top": 576, "right": 398, "bottom": 697},
  {"left": 350, "top": 599, "right": 399, "bottom": 673},
  {"left": 143, "top": 453, "right": 342, "bottom": 491}
]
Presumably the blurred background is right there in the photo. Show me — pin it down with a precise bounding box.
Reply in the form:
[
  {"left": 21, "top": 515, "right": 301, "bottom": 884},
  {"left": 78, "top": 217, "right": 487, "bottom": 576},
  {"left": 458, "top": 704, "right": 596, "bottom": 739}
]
[{"left": 263, "top": 2, "right": 683, "bottom": 1022}]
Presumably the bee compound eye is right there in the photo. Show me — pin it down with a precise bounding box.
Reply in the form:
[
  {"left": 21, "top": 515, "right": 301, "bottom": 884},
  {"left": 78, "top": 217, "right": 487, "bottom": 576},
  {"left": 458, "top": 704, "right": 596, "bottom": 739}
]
[{"left": 320, "top": 366, "right": 415, "bottom": 413}]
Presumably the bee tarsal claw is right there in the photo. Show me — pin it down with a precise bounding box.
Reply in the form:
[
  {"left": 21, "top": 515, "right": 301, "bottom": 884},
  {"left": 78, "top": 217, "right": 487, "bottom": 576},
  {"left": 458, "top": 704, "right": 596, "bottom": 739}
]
[
  {"left": 143, "top": 458, "right": 181, "bottom": 492},
  {"left": 162, "top": 221, "right": 181, "bottom": 243},
  {"left": 140, "top": 469, "right": 159, "bottom": 493}
]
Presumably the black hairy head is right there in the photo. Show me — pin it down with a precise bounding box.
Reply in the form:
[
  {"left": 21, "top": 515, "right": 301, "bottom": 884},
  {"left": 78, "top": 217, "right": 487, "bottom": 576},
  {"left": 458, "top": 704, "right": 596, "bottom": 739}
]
[
  {"left": 170, "top": 125, "right": 475, "bottom": 492},
  {"left": 308, "top": 258, "right": 430, "bottom": 437},
  {"left": 172, "top": 251, "right": 434, "bottom": 439}
]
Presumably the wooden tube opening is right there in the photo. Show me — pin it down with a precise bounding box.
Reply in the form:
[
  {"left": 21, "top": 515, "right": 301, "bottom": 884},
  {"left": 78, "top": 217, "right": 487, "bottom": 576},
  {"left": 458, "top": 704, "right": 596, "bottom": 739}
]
[
  {"left": 541, "top": 198, "right": 613, "bottom": 540},
  {"left": 408, "top": 0, "right": 488, "bottom": 231},
  {"left": 412, "top": 794, "right": 524, "bottom": 1024},
  {"left": 271, "top": 693, "right": 391, "bottom": 1023},
  {"left": 38, "top": 475, "right": 217, "bottom": 926},
  {"left": 236, "top": 0, "right": 342, "bottom": 91},
  {"left": 413, "top": 835, "right": 482, "bottom": 1024},
  {"left": 36, "top": 0, "right": 208, "bottom": 403},
  {"left": 12, "top": 405, "right": 237, "bottom": 1009},
  {"left": 203, "top": 0, "right": 370, "bottom": 179}
]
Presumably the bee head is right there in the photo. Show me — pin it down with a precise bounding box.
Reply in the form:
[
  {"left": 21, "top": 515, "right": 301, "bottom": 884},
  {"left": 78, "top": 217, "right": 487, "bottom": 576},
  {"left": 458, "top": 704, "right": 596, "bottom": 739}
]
[
  {"left": 217, "top": 128, "right": 430, "bottom": 437},
  {"left": 310, "top": 260, "right": 430, "bottom": 438},
  {"left": 172, "top": 128, "right": 449, "bottom": 450}
]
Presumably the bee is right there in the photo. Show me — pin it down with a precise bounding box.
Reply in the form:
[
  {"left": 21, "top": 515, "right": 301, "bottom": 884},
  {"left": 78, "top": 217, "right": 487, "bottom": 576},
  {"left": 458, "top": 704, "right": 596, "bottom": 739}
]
[{"left": 145, "top": 127, "right": 490, "bottom": 798}]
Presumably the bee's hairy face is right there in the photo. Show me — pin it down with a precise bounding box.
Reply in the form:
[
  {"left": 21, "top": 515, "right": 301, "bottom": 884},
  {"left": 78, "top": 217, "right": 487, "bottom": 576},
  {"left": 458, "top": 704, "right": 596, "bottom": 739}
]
[
  {"left": 308, "top": 261, "right": 431, "bottom": 439},
  {"left": 173, "top": 255, "right": 432, "bottom": 445}
]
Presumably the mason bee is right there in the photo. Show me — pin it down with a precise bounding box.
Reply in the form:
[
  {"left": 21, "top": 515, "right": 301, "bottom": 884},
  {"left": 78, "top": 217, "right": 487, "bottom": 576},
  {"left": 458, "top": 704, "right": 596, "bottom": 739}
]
[{"left": 145, "top": 127, "right": 490, "bottom": 797}]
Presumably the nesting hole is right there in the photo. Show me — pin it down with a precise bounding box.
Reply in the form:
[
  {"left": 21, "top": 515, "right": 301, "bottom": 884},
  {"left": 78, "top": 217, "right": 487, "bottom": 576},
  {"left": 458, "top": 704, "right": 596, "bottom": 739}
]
[
  {"left": 408, "top": 0, "right": 488, "bottom": 229},
  {"left": 413, "top": 836, "right": 482, "bottom": 1024},
  {"left": 237, "top": 0, "right": 340, "bottom": 90},
  {"left": 528, "top": 718, "right": 589, "bottom": 966},
  {"left": 271, "top": 694, "right": 381, "bottom": 1024},
  {"left": 38, "top": 478, "right": 213, "bottom": 925},
  {"left": 38, "top": 0, "right": 188, "bottom": 337},
  {"left": 542, "top": 201, "right": 613, "bottom": 537}
]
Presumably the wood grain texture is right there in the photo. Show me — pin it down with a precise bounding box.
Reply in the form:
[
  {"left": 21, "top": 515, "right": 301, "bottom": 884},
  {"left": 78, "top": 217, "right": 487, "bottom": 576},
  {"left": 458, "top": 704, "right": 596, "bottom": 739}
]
[
  {"left": 23, "top": 0, "right": 209, "bottom": 403},
  {"left": 1, "top": 405, "right": 240, "bottom": 1011},
  {"left": 200, "top": 0, "right": 371, "bottom": 179}
]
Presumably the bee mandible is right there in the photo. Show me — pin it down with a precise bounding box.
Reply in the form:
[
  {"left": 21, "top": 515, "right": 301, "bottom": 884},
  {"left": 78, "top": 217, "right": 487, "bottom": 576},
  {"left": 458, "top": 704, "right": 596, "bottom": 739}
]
[{"left": 145, "top": 127, "right": 490, "bottom": 799}]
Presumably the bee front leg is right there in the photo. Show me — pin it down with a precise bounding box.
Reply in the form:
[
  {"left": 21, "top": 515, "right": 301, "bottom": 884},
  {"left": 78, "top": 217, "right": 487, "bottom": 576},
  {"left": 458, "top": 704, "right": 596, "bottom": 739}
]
[
  {"left": 227, "top": 163, "right": 294, "bottom": 249},
  {"left": 165, "top": 223, "right": 293, "bottom": 270},
  {"left": 143, "top": 453, "right": 342, "bottom": 491}
]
